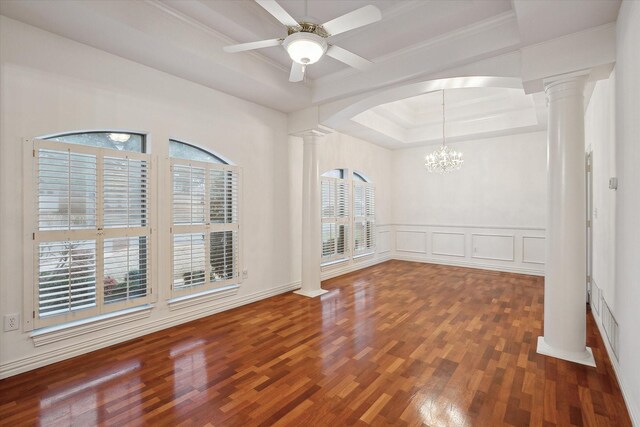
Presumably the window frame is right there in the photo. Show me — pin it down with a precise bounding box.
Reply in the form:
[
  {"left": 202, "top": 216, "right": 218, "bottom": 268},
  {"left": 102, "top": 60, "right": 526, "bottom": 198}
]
[
  {"left": 26, "top": 137, "right": 156, "bottom": 330},
  {"left": 169, "top": 156, "right": 242, "bottom": 299},
  {"left": 320, "top": 168, "right": 376, "bottom": 268},
  {"left": 321, "top": 175, "right": 350, "bottom": 265},
  {"left": 352, "top": 179, "right": 376, "bottom": 258}
]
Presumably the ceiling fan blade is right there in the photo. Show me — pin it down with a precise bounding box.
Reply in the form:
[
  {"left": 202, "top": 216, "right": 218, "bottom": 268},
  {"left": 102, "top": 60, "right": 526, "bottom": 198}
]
[
  {"left": 326, "top": 45, "right": 373, "bottom": 71},
  {"left": 321, "top": 5, "right": 381, "bottom": 36},
  {"left": 289, "top": 62, "right": 305, "bottom": 82},
  {"left": 223, "top": 38, "right": 282, "bottom": 53},
  {"left": 255, "top": 0, "right": 299, "bottom": 27}
]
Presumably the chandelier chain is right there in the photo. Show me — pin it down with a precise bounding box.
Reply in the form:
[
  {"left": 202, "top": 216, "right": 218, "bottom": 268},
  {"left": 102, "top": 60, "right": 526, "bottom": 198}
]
[
  {"left": 425, "top": 89, "right": 464, "bottom": 174},
  {"left": 442, "top": 89, "right": 445, "bottom": 147}
]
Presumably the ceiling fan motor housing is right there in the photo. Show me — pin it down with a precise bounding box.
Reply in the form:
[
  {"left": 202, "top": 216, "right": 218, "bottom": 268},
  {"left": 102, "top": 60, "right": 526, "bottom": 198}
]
[{"left": 283, "top": 32, "right": 328, "bottom": 65}]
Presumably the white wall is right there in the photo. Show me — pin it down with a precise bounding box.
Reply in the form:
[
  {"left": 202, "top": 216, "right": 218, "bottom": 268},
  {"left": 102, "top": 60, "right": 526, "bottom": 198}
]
[
  {"left": 0, "top": 17, "right": 297, "bottom": 377},
  {"left": 389, "top": 132, "right": 547, "bottom": 274},
  {"left": 612, "top": 1, "right": 640, "bottom": 423},
  {"left": 584, "top": 3, "right": 640, "bottom": 424},
  {"left": 585, "top": 75, "right": 617, "bottom": 311}
]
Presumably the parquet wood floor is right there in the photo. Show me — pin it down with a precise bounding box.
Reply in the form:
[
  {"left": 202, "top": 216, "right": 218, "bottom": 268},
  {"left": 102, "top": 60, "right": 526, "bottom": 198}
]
[{"left": 0, "top": 260, "right": 632, "bottom": 426}]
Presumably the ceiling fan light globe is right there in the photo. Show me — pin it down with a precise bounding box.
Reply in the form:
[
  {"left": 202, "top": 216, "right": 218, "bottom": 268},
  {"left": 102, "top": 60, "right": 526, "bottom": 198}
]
[{"left": 283, "top": 32, "right": 327, "bottom": 65}]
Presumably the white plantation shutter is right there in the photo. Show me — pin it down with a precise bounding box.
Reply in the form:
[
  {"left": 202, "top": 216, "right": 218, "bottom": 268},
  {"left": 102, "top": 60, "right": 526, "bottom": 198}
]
[
  {"left": 171, "top": 158, "right": 241, "bottom": 297},
  {"left": 172, "top": 233, "right": 206, "bottom": 290},
  {"left": 172, "top": 164, "right": 206, "bottom": 225},
  {"left": 33, "top": 139, "right": 152, "bottom": 327},
  {"left": 353, "top": 181, "right": 375, "bottom": 256},
  {"left": 103, "top": 236, "right": 149, "bottom": 304},
  {"left": 321, "top": 176, "right": 349, "bottom": 264},
  {"left": 38, "top": 149, "right": 97, "bottom": 230},
  {"left": 209, "top": 230, "right": 238, "bottom": 281},
  {"left": 38, "top": 240, "right": 97, "bottom": 318},
  {"left": 103, "top": 157, "right": 149, "bottom": 228}
]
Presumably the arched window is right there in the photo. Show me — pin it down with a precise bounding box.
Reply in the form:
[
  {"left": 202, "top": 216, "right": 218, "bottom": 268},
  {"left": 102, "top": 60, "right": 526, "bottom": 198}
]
[
  {"left": 169, "top": 139, "right": 227, "bottom": 164},
  {"left": 45, "top": 131, "right": 145, "bottom": 152},
  {"left": 32, "top": 131, "right": 151, "bottom": 328},
  {"left": 169, "top": 140, "right": 240, "bottom": 298},
  {"left": 322, "top": 168, "right": 345, "bottom": 179},
  {"left": 353, "top": 171, "right": 368, "bottom": 182}
]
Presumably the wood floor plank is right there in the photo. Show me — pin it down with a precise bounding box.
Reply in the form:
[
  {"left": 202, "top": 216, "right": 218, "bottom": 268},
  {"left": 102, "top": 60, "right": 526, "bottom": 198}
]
[{"left": 0, "top": 260, "right": 633, "bottom": 426}]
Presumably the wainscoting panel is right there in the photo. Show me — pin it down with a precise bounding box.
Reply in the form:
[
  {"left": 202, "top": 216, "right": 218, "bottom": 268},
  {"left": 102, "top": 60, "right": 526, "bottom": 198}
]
[
  {"left": 601, "top": 296, "right": 619, "bottom": 360},
  {"left": 396, "top": 231, "right": 427, "bottom": 254},
  {"left": 523, "top": 236, "right": 545, "bottom": 264},
  {"left": 432, "top": 232, "right": 465, "bottom": 257},
  {"left": 390, "top": 224, "right": 545, "bottom": 276},
  {"left": 591, "top": 278, "right": 601, "bottom": 316},
  {"left": 472, "top": 234, "right": 514, "bottom": 261},
  {"left": 377, "top": 230, "right": 391, "bottom": 254}
]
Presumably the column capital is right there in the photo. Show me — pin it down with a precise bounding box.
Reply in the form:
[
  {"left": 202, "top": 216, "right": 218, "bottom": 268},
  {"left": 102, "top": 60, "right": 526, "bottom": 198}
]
[
  {"left": 288, "top": 106, "right": 334, "bottom": 137},
  {"left": 543, "top": 70, "right": 589, "bottom": 104},
  {"left": 291, "top": 125, "right": 334, "bottom": 139}
]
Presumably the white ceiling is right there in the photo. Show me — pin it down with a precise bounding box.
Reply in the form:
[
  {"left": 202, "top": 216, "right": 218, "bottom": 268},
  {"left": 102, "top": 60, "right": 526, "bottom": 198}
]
[
  {"left": 162, "top": 0, "right": 512, "bottom": 80},
  {"left": 0, "top": 0, "right": 621, "bottom": 148}
]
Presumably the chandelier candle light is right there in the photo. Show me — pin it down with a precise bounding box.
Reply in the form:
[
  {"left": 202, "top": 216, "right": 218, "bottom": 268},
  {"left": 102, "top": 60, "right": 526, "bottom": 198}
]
[{"left": 425, "top": 90, "right": 464, "bottom": 173}]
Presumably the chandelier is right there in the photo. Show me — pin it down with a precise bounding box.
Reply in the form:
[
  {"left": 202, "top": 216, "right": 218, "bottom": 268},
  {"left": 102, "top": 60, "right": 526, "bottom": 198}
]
[{"left": 425, "top": 90, "right": 463, "bottom": 173}]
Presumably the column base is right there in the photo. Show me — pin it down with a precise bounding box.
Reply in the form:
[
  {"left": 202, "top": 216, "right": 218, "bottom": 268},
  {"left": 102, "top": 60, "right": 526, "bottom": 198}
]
[
  {"left": 294, "top": 288, "right": 329, "bottom": 298},
  {"left": 536, "top": 336, "right": 596, "bottom": 367}
]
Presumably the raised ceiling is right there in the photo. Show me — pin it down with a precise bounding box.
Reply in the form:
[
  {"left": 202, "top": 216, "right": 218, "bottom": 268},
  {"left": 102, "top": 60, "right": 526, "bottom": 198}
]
[{"left": 351, "top": 87, "right": 545, "bottom": 148}]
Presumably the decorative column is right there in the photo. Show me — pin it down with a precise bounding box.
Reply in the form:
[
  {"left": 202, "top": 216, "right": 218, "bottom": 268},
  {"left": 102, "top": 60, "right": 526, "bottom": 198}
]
[
  {"left": 536, "top": 72, "right": 595, "bottom": 367},
  {"left": 295, "top": 131, "right": 329, "bottom": 297}
]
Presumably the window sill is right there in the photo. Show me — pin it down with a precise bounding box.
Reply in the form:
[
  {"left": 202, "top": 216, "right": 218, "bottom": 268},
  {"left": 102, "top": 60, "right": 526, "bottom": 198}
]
[
  {"left": 321, "top": 258, "right": 349, "bottom": 269},
  {"left": 168, "top": 284, "right": 239, "bottom": 311},
  {"left": 353, "top": 252, "right": 375, "bottom": 260},
  {"left": 30, "top": 305, "right": 153, "bottom": 347}
]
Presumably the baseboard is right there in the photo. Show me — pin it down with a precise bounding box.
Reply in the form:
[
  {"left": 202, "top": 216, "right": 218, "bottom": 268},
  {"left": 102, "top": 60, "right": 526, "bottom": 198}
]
[
  {"left": 591, "top": 309, "right": 640, "bottom": 426},
  {"left": 321, "top": 255, "right": 391, "bottom": 281},
  {"left": 392, "top": 253, "right": 545, "bottom": 276},
  {"left": 0, "top": 281, "right": 301, "bottom": 379}
]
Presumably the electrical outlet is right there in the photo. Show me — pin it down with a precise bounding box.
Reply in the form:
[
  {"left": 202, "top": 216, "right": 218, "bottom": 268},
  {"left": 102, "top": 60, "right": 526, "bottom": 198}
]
[
  {"left": 242, "top": 269, "right": 249, "bottom": 279},
  {"left": 4, "top": 313, "right": 19, "bottom": 331}
]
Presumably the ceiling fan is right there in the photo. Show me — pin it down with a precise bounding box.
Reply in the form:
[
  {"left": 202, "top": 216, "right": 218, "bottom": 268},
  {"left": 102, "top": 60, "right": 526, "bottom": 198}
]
[{"left": 223, "top": 0, "right": 382, "bottom": 82}]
